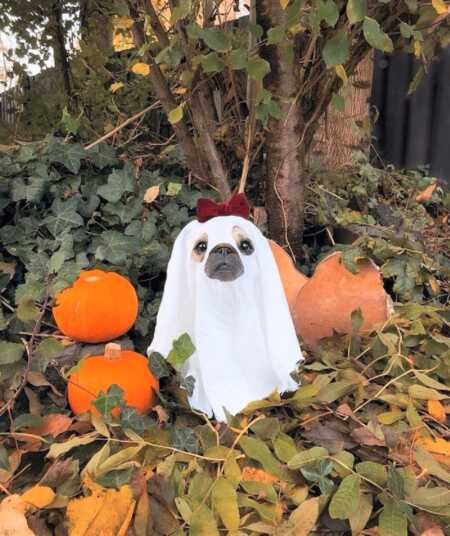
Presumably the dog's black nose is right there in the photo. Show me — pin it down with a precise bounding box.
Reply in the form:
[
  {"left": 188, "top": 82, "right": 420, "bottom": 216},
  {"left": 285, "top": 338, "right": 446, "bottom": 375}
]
[{"left": 211, "top": 244, "right": 235, "bottom": 257}]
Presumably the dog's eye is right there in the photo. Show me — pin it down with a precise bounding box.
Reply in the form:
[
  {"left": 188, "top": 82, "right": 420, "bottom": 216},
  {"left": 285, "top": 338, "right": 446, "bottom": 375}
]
[
  {"left": 194, "top": 240, "right": 208, "bottom": 254},
  {"left": 239, "top": 239, "right": 254, "bottom": 255}
]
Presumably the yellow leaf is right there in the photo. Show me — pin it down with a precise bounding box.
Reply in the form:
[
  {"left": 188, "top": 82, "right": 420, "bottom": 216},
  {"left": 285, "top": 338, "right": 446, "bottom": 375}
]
[
  {"left": 144, "top": 184, "right": 160, "bottom": 204},
  {"left": 428, "top": 400, "right": 446, "bottom": 423},
  {"left": 416, "top": 437, "right": 450, "bottom": 457},
  {"left": 0, "top": 495, "right": 34, "bottom": 536},
  {"left": 66, "top": 482, "right": 135, "bottom": 536},
  {"left": 335, "top": 65, "right": 348, "bottom": 86},
  {"left": 173, "top": 86, "right": 188, "bottom": 94},
  {"left": 110, "top": 82, "right": 124, "bottom": 93},
  {"left": 113, "top": 16, "right": 134, "bottom": 29},
  {"left": 168, "top": 105, "right": 184, "bottom": 124},
  {"left": 432, "top": 0, "right": 448, "bottom": 14},
  {"left": 211, "top": 478, "right": 240, "bottom": 531},
  {"left": 415, "top": 183, "right": 437, "bottom": 202},
  {"left": 22, "top": 486, "right": 55, "bottom": 509},
  {"left": 377, "top": 409, "right": 404, "bottom": 425},
  {"left": 131, "top": 63, "right": 151, "bottom": 76},
  {"left": 414, "top": 40, "right": 422, "bottom": 58},
  {"left": 280, "top": 0, "right": 290, "bottom": 8},
  {"left": 288, "top": 497, "right": 320, "bottom": 536}
]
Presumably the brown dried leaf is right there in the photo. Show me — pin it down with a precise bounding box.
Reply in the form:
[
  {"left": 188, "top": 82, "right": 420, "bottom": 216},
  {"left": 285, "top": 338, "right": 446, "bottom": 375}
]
[
  {"left": 27, "top": 414, "right": 72, "bottom": 438},
  {"left": 0, "top": 494, "right": 34, "bottom": 536},
  {"left": 351, "top": 426, "right": 385, "bottom": 447}
]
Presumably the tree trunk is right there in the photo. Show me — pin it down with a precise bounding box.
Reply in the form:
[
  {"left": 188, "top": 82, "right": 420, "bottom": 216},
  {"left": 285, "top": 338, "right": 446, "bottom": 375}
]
[
  {"left": 256, "top": 0, "right": 305, "bottom": 258},
  {"left": 48, "top": 0, "right": 73, "bottom": 104},
  {"left": 313, "top": 54, "right": 374, "bottom": 168}
]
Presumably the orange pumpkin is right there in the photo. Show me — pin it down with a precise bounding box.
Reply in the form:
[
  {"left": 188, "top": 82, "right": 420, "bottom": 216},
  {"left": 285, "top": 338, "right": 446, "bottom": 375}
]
[
  {"left": 53, "top": 270, "right": 138, "bottom": 343},
  {"left": 67, "top": 343, "right": 159, "bottom": 416},
  {"left": 269, "top": 240, "right": 308, "bottom": 311}
]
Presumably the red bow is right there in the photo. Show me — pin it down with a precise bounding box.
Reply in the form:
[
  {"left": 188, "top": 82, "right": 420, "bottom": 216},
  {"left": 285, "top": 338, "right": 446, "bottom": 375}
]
[{"left": 197, "top": 193, "right": 250, "bottom": 223}]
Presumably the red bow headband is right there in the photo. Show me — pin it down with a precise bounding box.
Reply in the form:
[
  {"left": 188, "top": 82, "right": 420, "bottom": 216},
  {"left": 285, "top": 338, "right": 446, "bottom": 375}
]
[{"left": 196, "top": 193, "right": 250, "bottom": 223}]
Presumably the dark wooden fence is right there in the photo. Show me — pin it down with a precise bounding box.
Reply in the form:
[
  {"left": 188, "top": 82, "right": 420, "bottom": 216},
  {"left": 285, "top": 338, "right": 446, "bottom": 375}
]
[{"left": 371, "top": 48, "right": 450, "bottom": 182}]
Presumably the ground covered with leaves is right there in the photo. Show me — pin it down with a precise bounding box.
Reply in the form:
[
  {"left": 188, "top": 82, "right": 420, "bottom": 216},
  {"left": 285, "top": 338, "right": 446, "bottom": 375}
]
[{"left": 0, "top": 139, "right": 449, "bottom": 535}]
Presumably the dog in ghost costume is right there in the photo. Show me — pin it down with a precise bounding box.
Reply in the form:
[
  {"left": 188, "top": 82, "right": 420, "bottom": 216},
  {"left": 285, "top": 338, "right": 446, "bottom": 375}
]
[{"left": 148, "top": 194, "right": 303, "bottom": 421}]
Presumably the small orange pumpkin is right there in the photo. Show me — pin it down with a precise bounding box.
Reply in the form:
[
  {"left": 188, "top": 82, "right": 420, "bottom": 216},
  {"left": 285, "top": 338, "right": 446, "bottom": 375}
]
[
  {"left": 269, "top": 240, "right": 308, "bottom": 310},
  {"left": 67, "top": 343, "right": 159, "bottom": 416},
  {"left": 53, "top": 270, "right": 138, "bottom": 343}
]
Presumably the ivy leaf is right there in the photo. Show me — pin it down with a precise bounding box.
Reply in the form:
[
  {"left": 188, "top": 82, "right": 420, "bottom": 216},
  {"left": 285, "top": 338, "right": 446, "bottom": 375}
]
[
  {"left": 97, "top": 168, "right": 134, "bottom": 202},
  {"left": 95, "top": 468, "right": 134, "bottom": 488},
  {"left": 34, "top": 338, "right": 64, "bottom": 372},
  {"left": 0, "top": 341, "right": 24, "bottom": 365},
  {"left": 247, "top": 56, "right": 271, "bottom": 81},
  {"left": 267, "top": 25, "right": 286, "bottom": 44},
  {"left": 363, "top": 17, "right": 394, "bottom": 53},
  {"left": 322, "top": 32, "right": 349, "bottom": 68},
  {"left": 379, "top": 499, "right": 407, "bottom": 536},
  {"left": 318, "top": 0, "right": 339, "bottom": 27},
  {"left": 346, "top": 0, "right": 367, "bottom": 24},
  {"left": 229, "top": 49, "right": 247, "bottom": 70},
  {"left": 180, "top": 375, "right": 195, "bottom": 396},
  {"left": 148, "top": 352, "right": 171, "bottom": 379},
  {"left": 95, "top": 230, "right": 141, "bottom": 264},
  {"left": 45, "top": 199, "right": 84, "bottom": 237},
  {"left": 167, "top": 333, "right": 195, "bottom": 370},
  {"left": 200, "top": 52, "right": 226, "bottom": 73},
  {"left": 93, "top": 385, "right": 125, "bottom": 417},
  {"left": 48, "top": 142, "right": 86, "bottom": 174},
  {"left": 120, "top": 406, "right": 154, "bottom": 434},
  {"left": 201, "top": 28, "right": 232, "bottom": 52},
  {"left": 170, "top": 426, "right": 199, "bottom": 453},
  {"left": 329, "top": 474, "right": 361, "bottom": 519}
]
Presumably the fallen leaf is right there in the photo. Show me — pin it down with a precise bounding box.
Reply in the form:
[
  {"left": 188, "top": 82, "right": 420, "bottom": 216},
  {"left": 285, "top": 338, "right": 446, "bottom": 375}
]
[
  {"left": 131, "top": 62, "right": 150, "bottom": 76},
  {"left": 242, "top": 467, "right": 279, "bottom": 484},
  {"left": 144, "top": 185, "right": 160, "bottom": 204},
  {"left": 153, "top": 404, "right": 169, "bottom": 424},
  {"left": 0, "top": 494, "right": 35, "bottom": 536},
  {"left": 415, "top": 183, "right": 437, "bottom": 202},
  {"left": 27, "top": 414, "right": 72, "bottom": 438},
  {"left": 110, "top": 82, "right": 124, "bottom": 93},
  {"left": 351, "top": 427, "right": 385, "bottom": 447},
  {"left": 427, "top": 400, "right": 446, "bottom": 423},
  {"left": 66, "top": 480, "right": 135, "bottom": 536},
  {"left": 416, "top": 437, "right": 450, "bottom": 457},
  {"left": 22, "top": 486, "right": 55, "bottom": 509}
]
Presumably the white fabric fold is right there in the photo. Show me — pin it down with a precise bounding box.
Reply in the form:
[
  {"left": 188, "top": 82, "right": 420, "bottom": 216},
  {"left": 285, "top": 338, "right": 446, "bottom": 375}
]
[{"left": 148, "top": 216, "right": 303, "bottom": 421}]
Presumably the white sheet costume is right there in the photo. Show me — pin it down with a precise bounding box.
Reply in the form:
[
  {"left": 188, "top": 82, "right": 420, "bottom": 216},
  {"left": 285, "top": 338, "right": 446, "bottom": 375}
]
[{"left": 148, "top": 214, "right": 303, "bottom": 421}]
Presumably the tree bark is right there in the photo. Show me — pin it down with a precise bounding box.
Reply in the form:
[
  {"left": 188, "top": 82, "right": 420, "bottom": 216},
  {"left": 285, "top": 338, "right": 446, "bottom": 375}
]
[
  {"left": 313, "top": 54, "right": 374, "bottom": 168},
  {"left": 48, "top": 0, "right": 73, "bottom": 104},
  {"left": 256, "top": 0, "right": 305, "bottom": 257}
]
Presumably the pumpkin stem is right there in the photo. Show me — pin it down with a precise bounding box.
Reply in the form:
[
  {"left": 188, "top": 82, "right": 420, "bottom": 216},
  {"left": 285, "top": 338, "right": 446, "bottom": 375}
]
[{"left": 104, "top": 343, "right": 121, "bottom": 359}]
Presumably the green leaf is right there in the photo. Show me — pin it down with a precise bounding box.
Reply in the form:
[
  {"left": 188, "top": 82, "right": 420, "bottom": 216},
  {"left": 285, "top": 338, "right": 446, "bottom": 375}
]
[
  {"left": 170, "top": 426, "right": 199, "bottom": 454},
  {"left": 247, "top": 56, "right": 271, "bottom": 81},
  {"left": 12, "top": 413, "right": 43, "bottom": 431},
  {"left": 189, "top": 473, "right": 214, "bottom": 502},
  {"left": 329, "top": 474, "right": 361, "bottom": 519},
  {"left": 201, "top": 28, "right": 232, "bottom": 52},
  {"left": 239, "top": 436, "right": 289, "bottom": 480},
  {"left": 45, "top": 199, "right": 84, "bottom": 237},
  {"left": 363, "top": 17, "right": 394, "bottom": 53},
  {"left": 379, "top": 499, "right": 407, "bottom": 536},
  {"left": 149, "top": 352, "right": 171, "bottom": 379},
  {"left": 346, "top": 0, "right": 366, "bottom": 24},
  {"left": 332, "top": 450, "right": 354, "bottom": 478},
  {"left": 120, "top": 406, "right": 154, "bottom": 434},
  {"left": 273, "top": 433, "right": 298, "bottom": 463},
  {"left": 349, "top": 494, "right": 372, "bottom": 534},
  {"left": 229, "top": 49, "right": 247, "bottom": 70},
  {"left": 318, "top": 0, "right": 339, "bottom": 27},
  {"left": 97, "top": 168, "right": 134, "bottom": 203},
  {"left": 167, "top": 333, "right": 195, "bottom": 370},
  {"left": 95, "top": 230, "right": 141, "bottom": 264},
  {"left": 16, "top": 298, "right": 40, "bottom": 322},
  {"left": 0, "top": 445, "right": 10, "bottom": 471},
  {"left": 95, "top": 468, "right": 134, "bottom": 488},
  {"left": 200, "top": 52, "right": 225, "bottom": 73},
  {"left": 267, "top": 25, "right": 286, "bottom": 44},
  {"left": 288, "top": 447, "right": 328, "bottom": 469},
  {"left": 408, "top": 384, "right": 448, "bottom": 401},
  {"left": 189, "top": 504, "right": 219, "bottom": 536},
  {"left": 168, "top": 105, "right": 184, "bottom": 125},
  {"left": 414, "top": 448, "right": 450, "bottom": 484},
  {"left": 170, "top": 0, "right": 191, "bottom": 24},
  {"left": 93, "top": 385, "right": 125, "bottom": 417},
  {"left": 356, "top": 461, "right": 388, "bottom": 486},
  {"left": 48, "top": 142, "right": 86, "bottom": 174},
  {"left": 211, "top": 478, "right": 240, "bottom": 531},
  {"left": 34, "top": 338, "right": 64, "bottom": 372},
  {"left": 322, "top": 32, "right": 349, "bottom": 68},
  {"left": 331, "top": 93, "right": 345, "bottom": 112},
  {"left": 0, "top": 341, "right": 24, "bottom": 365}
]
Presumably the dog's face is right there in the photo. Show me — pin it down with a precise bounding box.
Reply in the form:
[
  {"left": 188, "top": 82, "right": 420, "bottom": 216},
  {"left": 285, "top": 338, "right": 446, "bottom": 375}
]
[{"left": 191, "top": 225, "right": 254, "bottom": 282}]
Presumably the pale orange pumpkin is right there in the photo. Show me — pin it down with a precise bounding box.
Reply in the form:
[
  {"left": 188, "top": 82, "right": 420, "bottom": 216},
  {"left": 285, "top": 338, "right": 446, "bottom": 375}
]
[
  {"left": 67, "top": 343, "right": 159, "bottom": 416},
  {"left": 268, "top": 240, "right": 308, "bottom": 311},
  {"left": 53, "top": 270, "right": 138, "bottom": 343}
]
